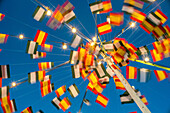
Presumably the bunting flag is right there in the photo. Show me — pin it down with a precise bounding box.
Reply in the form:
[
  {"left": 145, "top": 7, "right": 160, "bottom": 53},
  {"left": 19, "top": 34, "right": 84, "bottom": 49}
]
[
  {"left": 136, "top": 45, "right": 149, "bottom": 56},
  {"left": 26, "top": 40, "right": 38, "bottom": 54},
  {"left": 34, "top": 30, "right": 48, "bottom": 45},
  {"left": 126, "top": 66, "right": 137, "bottom": 79},
  {"left": 0, "top": 65, "right": 10, "bottom": 79},
  {"left": 84, "top": 54, "right": 94, "bottom": 66},
  {"left": 71, "top": 64, "right": 80, "bottom": 78},
  {"left": 51, "top": 97, "right": 61, "bottom": 109},
  {"left": 41, "top": 44, "right": 53, "bottom": 52},
  {"left": 0, "top": 86, "right": 9, "bottom": 98},
  {"left": 113, "top": 76, "right": 125, "bottom": 90},
  {"left": 78, "top": 47, "right": 87, "bottom": 62},
  {"left": 40, "top": 81, "right": 54, "bottom": 97},
  {"left": 43, "top": 75, "right": 51, "bottom": 81},
  {"left": 152, "top": 40, "right": 166, "bottom": 54},
  {"left": 30, "top": 51, "right": 46, "bottom": 59},
  {"left": 103, "top": 41, "right": 114, "bottom": 51},
  {"left": 0, "top": 95, "right": 10, "bottom": 106},
  {"left": 21, "top": 106, "right": 33, "bottom": 113},
  {"left": 154, "top": 70, "right": 168, "bottom": 82},
  {"left": 89, "top": 1, "right": 103, "bottom": 14},
  {"left": 162, "top": 49, "right": 170, "bottom": 58},
  {"left": 67, "top": 84, "right": 80, "bottom": 98},
  {"left": 150, "top": 49, "right": 164, "bottom": 62},
  {"left": 99, "top": 76, "right": 110, "bottom": 84},
  {"left": 130, "top": 9, "right": 146, "bottom": 23},
  {"left": 70, "top": 50, "right": 79, "bottom": 64},
  {"left": 63, "top": 10, "right": 76, "bottom": 23},
  {"left": 62, "top": 0, "right": 75, "bottom": 11},
  {"left": 0, "top": 33, "right": 9, "bottom": 44},
  {"left": 46, "top": 16, "right": 62, "bottom": 30},
  {"left": 32, "top": 6, "right": 46, "bottom": 22},
  {"left": 87, "top": 71, "right": 99, "bottom": 85},
  {"left": 137, "top": 68, "right": 151, "bottom": 83},
  {"left": 152, "top": 24, "right": 167, "bottom": 40},
  {"left": 95, "top": 93, "right": 109, "bottom": 108},
  {"left": 0, "top": 13, "right": 5, "bottom": 21},
  {"left": 163, "top": 38, "right": 170, "bottom": 50},
  {"left": 122, "top": 5, "right": 134, "bottom": 14},
  {"left": 55, "top": 85, "right": 66, "bottom": 98},
  {"left": 80, "top": 67, "right": 91, "bottom": 80},
  {"left": 118, "top": 60, "right": 129, "bottom": 67},
  {"left": 147, "top": 12, "right": 161, "bottom": 26},
  {"left": 155, "top": 9, "right": 168, "bottom": 24},
  {"left": 28, "top": 70, "right": 45, "bottom": 84},
  {"left": 93, "top": 45, "right": 101, "bottom": 57},
  {"left": 59, "top": 97, "right": 71, "bottom": 112},
  {"left": 38, "top": 62, "right": 54, "bottom": 71},
  {"left": 164, "top": 25, "right": 170, "bottom": 37},
  {"left": 120, "top": 93, "right": 134, "bottom": 104},
  {"left": 99, "top": 0, "right": 112, "bottom": 14},
  {"left": 52, "top": 5, "right": 64, "bottom": 23},
  {"left": 83, "top": 99, "right": 90, "bottom": 106},
  {"left": 124, "top": 0, "right": 144, "bottom": 9},
  {"left": 1, "top": 99, "right": 17, "bottom": 113},
  {"left": 94, "top": 64, "right": 107, "bottom": 78},
  {"left": 110, "top": 12, "right": 124, "bottom": 26},
  {"left": 70, "top": 35, "right": 83, "bottom": 48},
  {"left": 97, "top": 22, "right": 112, "bottom": 35},
  {"left": 87, "top": 82, "right": 94, "bottom": 92},
  {"left": 140, "top": 95, "right": 148, "bottom": 105},
  {"left": 106, "top": 65, "right": 115, "bottom": 77},
  {"left": 36, "top": 110, "right": 44, "bottom": 113},
  {"left": 93, "top": 82, "right": 104, "bottom": 94}
]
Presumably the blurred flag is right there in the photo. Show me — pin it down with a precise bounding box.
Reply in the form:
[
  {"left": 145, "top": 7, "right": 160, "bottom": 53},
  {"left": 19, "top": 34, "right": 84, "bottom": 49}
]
[
  {"left": 41, "top": 44, "right": 53, "bottom": 52},
  {"left": 94, "top": 64, "right": 107, "bottom": 78},
  {"left": 122, "top": 5, "right": 134, "bottom": 15},
  {"left": 97, "top": 22, "right": 112, "bottom": 35},
  {"left": 51, "top": 97, "right": 61, "bottom": 109},
  {"left": 26, "top": 40, "right": 38, "bottom": 54},
  {"left": 95, "top": 93, "right": 109, "bottom": 108},
  {"left": 21, "top": 106, "right": 33, "bottom": 113},
  {"left": 0, "top": 13, "right": 5, "bottom": 21},
  {"left": 1, "top": 99, "right": 17, "bottom": 113},
  {"left": 110, "top": 12, "right": 124, "bottom": 26},
  {"left": 34, "top": 30, "right": 48, "bottom": 45},
  {"left": 67, "top": 84, "right": 80, "bottom": 98},
  {"left": 36, "top": 110, "right": 44, "bottom": 113},
  {"left": 152, "top": 24, "right": 167, "bottom": 41},
  {"left": 28, "top": 70, "right": 45, "bottom": 84},
  {"left": 62, "top": 0, "right": 75, "bottom": 11},
  {"left": 70, "top": 50, "right": 79, "bottom": 64},
  {"left": 140, "top": 18, "right": 155, "bottom": 34},
  {"left": 89, "top": 1, "right": 103, "bottom": 14},
  {"left": 99, "top": 0, "right": 112, "bottom": 14},
  {"left": 38, "top": 62, "right": 54, "bottom": 71},
  {"left": 40, "top": 80, "right": 54, "bottom": 97},
  {"left": 63, "top": 10, "right": 76, "bottom": 23},
  {"left": 103, "top": 41, "right": 114, "bottom": 52},
  {"left": 32, "top": 6, "right": 46, "bottom": 22},
  {"left": 155, "top": 9, "right": 168, "bottom": 24},
  {"left": 30, "top": 51, "right": 46, "bottom": 59},
  {"left": 55, "top": 85, "right": 66, "bottom": 98},
  {"left": 152, "top": 40, "right": 166, "bottom": 54},
  {"left": 83, "top": 99, "right": 90, "bottom": 106},
  {"left": 99, "top": 76, "right": 110, "bottom": 84},
  {"left": 154, "top": 70, "right": 168, "bottom": 82},
  {"left": 124, "top": 0, "right": 144, "bottom": 9},
  {"left": 150, "top": 49, "right": 164, "bottom": 62},
  {"left": 147, "top": 12, "right": 161, "bottom": 26},
  {"left": 71, "top": 64, "right": 81, "bottom": 78},
  {"left": 0, "top": 65, "right": 10, "bottom": 79},
  {"left": 70, "top": 35, "right": 83, "bottom": 48},
  {"left": 87, "top": 71, "right": 99, "bottom": 85},
  {"left": 164, "top": 25, "right": 170, "bottom": 37},
  {"left": 113, "top": 76, "right": 126, "bottom": 90},
  {"left": 106, "top": 65, "right": 115, "bottom": 77},
  {"left": 84, "top": 54, "right": 94, "bottom": 66},
  {"left": 0, "top": 33, "right": 9, "bottom": 44},
  {"left": 78, "top": 47, "right": 87, "bottom": 61},
  {"left": 0, "top": 86, "right": 9, "bottom": 98},
  {"left": 126, "top": 66, "right": 137, "bottom": 79},
  {"left": 136, "top": 45, "right": 149, "bottom": 56},
  {"left": 137, "top": 68, "right": 151, "bottom": 83},
  {"left": 130, "top": 9, "right": 146, "bottom": 23},
  {"left": 140, "top": 95, "right": 148, "bottom": 105},
  {"left": 59, "top": 97, "right": 71, "bottom": 112}
]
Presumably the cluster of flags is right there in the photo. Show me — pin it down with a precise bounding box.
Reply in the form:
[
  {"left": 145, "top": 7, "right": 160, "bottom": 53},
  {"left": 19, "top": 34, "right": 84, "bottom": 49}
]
[{"left": 21, "top": 106, "right": 43, "bottom": 113}]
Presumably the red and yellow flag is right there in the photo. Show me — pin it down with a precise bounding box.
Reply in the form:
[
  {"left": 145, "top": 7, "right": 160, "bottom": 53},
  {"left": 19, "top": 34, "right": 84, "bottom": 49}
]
[
  {"left": 38, "top": 62, "right": 54, "bottom": 71},
  {"left": 99, "top": 0, "right": 112, "bottom": 14},
  {"left": 150, "top": 49, "right": 164, "bottom": 62},
  {"left": 97, "top": 22, "right": 112, "bottom": 35},
  {"left": 84, "top": 54, "right": 94, "bottom": 66},
  {"left": 87, "top": 71, "right": 99, "bottom": 85},
  {"left": 110, "top": 12, "right": 124, "bottom": 26},
  {"left": 126, "top": 66, "right": 137, "bottom": 79},
  {"left": 21, "top": 106, "right": 33, "bottom": 113},
  {"left": 113, "top": 76, "right": 125, "bottom": 90},
  {"left": 0, "top": 33, "right": 9, "bottom": 44},
  {"left": 59, "top": 97, "right": 71, "bottom": 112},
  {"left": 130, "top": 9, "right": 146, "bottom": 23},
  {"left": 154, "top": 70, "right": 168, "bottom": 82},
  {"left": 155, "top": 9, "right": 168, "bottom": 24},
  {"left": 0, "top": 13, "right": 5, "bottom": 21},
  {"left": 55, "top": 85, "right": 66, "bottom": 98},
  {"left": 152, "top": 40, "right": 166, "bottom": 54},
  {"left": 34, "top": 30, "right": 48, "bottom": 45},
  {"left": 95, "top": 93, "right": 109, "bottom": 108}
]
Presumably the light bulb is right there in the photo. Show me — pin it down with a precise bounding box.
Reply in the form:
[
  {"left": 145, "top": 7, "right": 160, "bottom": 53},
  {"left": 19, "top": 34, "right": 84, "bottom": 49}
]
[
  {"left": 130, "top": 22, "right": 136, "bottom": 28},
  {"left": 19, "top": 34, "right": 24, "bottom": 39},
  {"left": 91, "top": 42, "right": 95, "bottom": 46},
  {"left": 72, "top": 27, "right": 77, "bottom": 33},
  {"left": 144, "top": 57, "right": 150, "bottom": 62},
  {"left": 11, "top": 82, "right": 17, "bottom": 87},
  {"left": 98, "top": 61, "right": 102, "bottom": 65},
  {"left": 92, "top": 37, "right": 97, "bottom": 42},
  {"left": 62, "top": 43, "right": 67, "bottom": 49},
  {"left": 46, "top": 9, "right": 52, "bottom": 16}
]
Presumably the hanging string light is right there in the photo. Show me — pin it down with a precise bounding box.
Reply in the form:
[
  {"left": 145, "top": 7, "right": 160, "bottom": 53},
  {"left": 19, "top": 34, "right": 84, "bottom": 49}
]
[
  {"left": 46, "top": 9, "right": 52, "bottom": 16},
  {"left": 62, "top": 43, "right": 67, "bottom": 49},
  {"left": 129, "top": 22, "right": 136, "bottom": 28},
  {"left": 72, "top": 27, "right": 77, "bottom": 33},
  {"left": 11, "top": 82, "right": 17, "bottom": 87},
  {"left": 19, "top": 34, "right": 24, "bottom": 39}
]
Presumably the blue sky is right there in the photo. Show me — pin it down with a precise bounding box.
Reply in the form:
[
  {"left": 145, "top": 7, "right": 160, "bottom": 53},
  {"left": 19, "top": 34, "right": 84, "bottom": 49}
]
[{"left": 0, "top": 0, "right": 170, "bottom": 113}]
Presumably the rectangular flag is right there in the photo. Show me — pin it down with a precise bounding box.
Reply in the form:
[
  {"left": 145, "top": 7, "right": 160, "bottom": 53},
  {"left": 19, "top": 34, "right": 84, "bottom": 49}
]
[
  {"left": 93, "top": 82, "right": 104, "bottom": 94},
  {"left": 95, "top": 93, "right": 109, "bottom": 108},
  {"left": 83, "top": 99, "right": 90, "bottom": 106},
  {"left": 94, "top": 64, "right": 107, "bottom": 78},
  {"left": 67, "top": 84, "right": 80, "bottom": 98},
  {"left": 21, "top": 106, "right": 33, "bottom": 113},
  {"left": 140, "top": 18, "right": 155, "bottom": 34},
  {"left": 84, "top": 54, "right": 94, "bottom": 66},
  {"left": 147, "top": 12, "right": 161, "bottom": 26},
  {"left": 113, "top": 76, "right": 126, "bottom": 90},
  {"left": 51, "top": 97, "right": 61, "bottom": 109},
  {"left": 103, "top": 41, "right": 114, "bottom": 51},
  {"left": 70, "top": 35, "right": 83, "bottom": 48},
  {"left": 28, "top": 70, "right": 45, "bottom": 84},
  {"left": 106, "top": 65, "right": 115, "bottom": 77},
  {"left": 0, "top": 13, "right": 5, "bottom": 21},
  {"left": 87, "top": 71, "right": 99, "bottom": 85},
  {"left": 137, "top": 68, "right": 151, "bottom": 83},
  {"left": 62, "top": 0, "right": 75, "bottom": 11},
  {"left": 55, "top": 85, "right": 66, "bottom": 98},
  {"left": 26, "top": 40, "right": 38, "bottom": 54},
  {"left": 140, "top": 95, "right": 148, "bottom": 105},
  {"left": 150, "top": 49, "right": 164, "bottom": 62},
  {"left": 122, "top": 5, "right": 134, "bottom": 15},
  {"left": 155, "top": 9, "right": 168, "bottom": 24},
  {"left": 70, "top": 50, "right": 79, "bottom": 64},
  {"left": 154, "top": 70, "right": 168, "bottom": 82},
  {"left": 130, "top": 9, "right": 146, "bottom": 23},
  {"left": 46, "top": 16, "right": 62, "bottom": 30},
  {"left": 30, "top": 51, "right": 46, "bottom": 59},
  {"left": 99, "top": 0, "right": 112, "bottom": 14},
  {"left": 136, "top": 45, "right": 149, "bottom": 56},
  {"left": 120, "top": 94, "right": 134, "bottom": 104},
  {"left": 38, "top": 62, "right": 54, "bottom": 71},
  {"left": 97, "top": 22, "right": 112, "bottom": 35},
  {"left": 40, "top": 83, "right": 54, "bottom": 97},
  {"left": 41, "top": 44, "right": 53, "bottom": 52},
  {"left": 124, "top": 0, "right": 144, "bottom": 9},
  {"left": 152, "top": 40, "right": 166, "bottom": 54},
  {"left": 78, "top": 47, "right": 87, "bottom": 62},
  {"left": 0, "top": 65, "right": 10, "bottom": 79},
  {"left": 0, "top": 86, "right": 9, "bottom": 98},
  {"left": 110, "top": 12, "right": 124, "bottom": 26},
  {"left": 32, "top": 6, "right": 46, "bottom": 22},
  {"left": 0, "top": 33, "right": 9, "bottom": 44},
  {"left": 80, "top": 67, "right": 91, "bottom": 80},
  {"left": 59, "top": 97, "right": 71, "bottom": 112},
  {"left": 63, "top": 10, "right": 76, "bottom": 23},
  {"left": 71, "top": 64, "right": 80, "bottom": 78},
  {"left": 1, "top": 99, "right": 17, "bottom": 113},
  {"left": 52, "top": 5, "right": 64, "bottom": 23},
  {"left": 99, "top": 76, "right": 110, "bottom": 84},
  {"left": 34, "top": 30, "right": 48, "bottom": 45},
  {"left": 164, "top": 25, "right": 170, "bottom": 37},
  {"left": 126, "top": 66, "right": 137, "bottom": 79},
  {"left": 152, "top": 24, "right": 166, "bottom": 40},
  {"left": 89, "top": 1, "right": 103, "bottom": 14}
]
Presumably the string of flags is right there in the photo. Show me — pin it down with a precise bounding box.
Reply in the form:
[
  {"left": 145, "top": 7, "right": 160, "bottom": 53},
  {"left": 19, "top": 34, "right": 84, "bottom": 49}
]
[{"left": 0, "top": 0, "right": 170, "bottom": 112}]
